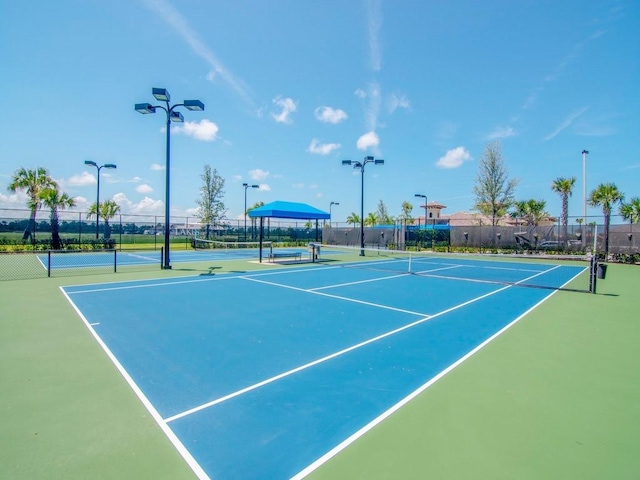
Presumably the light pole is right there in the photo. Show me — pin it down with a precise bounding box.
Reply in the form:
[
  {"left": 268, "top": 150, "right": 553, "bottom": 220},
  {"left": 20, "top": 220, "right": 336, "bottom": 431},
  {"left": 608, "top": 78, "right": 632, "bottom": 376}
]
[
  {"left": 582, "top": 149, "right": 589, "bottom": 248},
  {"left": 243, "top": 183, "right": 259, "bottom": 241},
  {"left": 329, "top": 201, "right": 339, "bottom": 228},
  {"left": 415, "top": 194, "right": 427, "bottom": 249},
  {"left": 84, "top": 160, "right": 117, "bottom": 239},
  {"left": 342, "top": 156, "right": 384, "bottom": 256},
  {"left": 135, "top": 88, "right": 204, "bottom": 269}
]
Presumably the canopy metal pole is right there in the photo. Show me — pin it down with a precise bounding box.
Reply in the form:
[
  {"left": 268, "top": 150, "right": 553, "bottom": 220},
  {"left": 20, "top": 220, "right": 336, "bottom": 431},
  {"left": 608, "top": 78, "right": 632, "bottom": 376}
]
[{"left": 259, "top": 216, "right": 264, "bottom": 263}]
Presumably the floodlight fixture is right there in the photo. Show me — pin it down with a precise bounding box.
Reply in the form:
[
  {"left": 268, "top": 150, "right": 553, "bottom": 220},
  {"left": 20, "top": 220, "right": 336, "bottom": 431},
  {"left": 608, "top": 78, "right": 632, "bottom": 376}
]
[
  {"left": 135, "top": 87, "right": 205, "bottom": 269},
  {"left": 84, "top": 160, "right": 118, "bottom": 239},
  {"left": 342, "top": 155, "right": 385, "bottom": 256},
  {"left": 152, "top": 87, "right": 170, "bottom": 102},
  {"left": 170, "top": 111, "right": 184, "bottom": 123},
  {"left": 184, "top": 99, "right": 205, "bottom": 111},
  {"left": 135, "top": 103, "right": 156, "bottom": 114}
]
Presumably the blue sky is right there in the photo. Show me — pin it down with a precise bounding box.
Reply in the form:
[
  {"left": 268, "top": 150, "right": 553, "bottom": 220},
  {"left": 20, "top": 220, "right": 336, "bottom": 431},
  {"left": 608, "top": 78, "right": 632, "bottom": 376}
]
[{"left": 1, "top": 0, "right": 638, "bottom": 224}]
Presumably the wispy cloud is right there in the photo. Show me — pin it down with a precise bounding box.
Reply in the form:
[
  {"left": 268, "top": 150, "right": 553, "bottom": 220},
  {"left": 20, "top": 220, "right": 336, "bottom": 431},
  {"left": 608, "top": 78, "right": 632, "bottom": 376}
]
[
  {"left": 487, "top": 126, "right": 516, "bottom": 141},
  {"left": 140, "top": 0, "right": 254, "bottom": 107},
  {"left": 365, "top": 0, "right": 383, "bottom": 71},
  {"left": 249, "top": 169, "right": 270, "bottom": 181},
  {"left": 172, "top": 119, "right": 219, "bottom": 141},
  {"left": 356, "top": 81, "right": 382, "bottom": 132},
  {"left": 314, "top": 106, "right": 348, "bottom": 124},
  {"left": 436, "top": 147, "right": 472, "bottom": 169},
  {"left": 271, "top": 96, "right": 298, "bottom": 124},
  {"left": 388, "top": 93, "right": 410, "bottom": 113},
  {"left": 307, "top": 139, "right": 341, "bottom": 155},
  {"left": 544, "top": 106, "right": 589, "bottom": 140},
  {"left": 150, "top": 163, "right": 165, "bottom": 171}
]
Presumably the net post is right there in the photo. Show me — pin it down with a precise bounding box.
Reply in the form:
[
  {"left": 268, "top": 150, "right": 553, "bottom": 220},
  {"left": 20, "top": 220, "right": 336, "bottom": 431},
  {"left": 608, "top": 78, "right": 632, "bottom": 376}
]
[
  {"left": 47, "top": 250, "right": 51, "bottom": 278},
  {"left": 114, "top": 249, "right": 117, "bottom": 273},
  {"left": 160, "top": 247, "right": 164, "bottom": 270}
]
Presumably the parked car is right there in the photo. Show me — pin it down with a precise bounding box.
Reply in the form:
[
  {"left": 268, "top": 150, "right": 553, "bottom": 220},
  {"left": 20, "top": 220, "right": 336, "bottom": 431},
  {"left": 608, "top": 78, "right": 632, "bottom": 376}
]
[{"left": 539, "top": 240, "right": 562, "bottom": 250}]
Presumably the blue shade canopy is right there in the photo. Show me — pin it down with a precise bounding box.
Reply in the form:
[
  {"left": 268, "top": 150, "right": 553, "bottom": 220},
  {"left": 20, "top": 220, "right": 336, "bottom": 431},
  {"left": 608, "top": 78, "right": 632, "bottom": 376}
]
[{"left": 248, "top": 201, "right": 330, "bottom": 220}]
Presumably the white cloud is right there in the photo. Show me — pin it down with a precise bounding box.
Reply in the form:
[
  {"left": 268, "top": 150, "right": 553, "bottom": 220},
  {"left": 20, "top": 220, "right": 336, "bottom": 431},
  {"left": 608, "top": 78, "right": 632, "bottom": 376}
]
[
  {"left": 271, "top": 96, "right": 298, "bottom": 124},
  {"left": 151, "top": 163, "right": 165, "bottom": 171},
  {"left": 249, "top": 169, "right": 270, "bottom": 181},
  {"left": 292, "top": 183, "right": 305, "bottom": 189},
  {"left": 136, "top": 184, "right": 154, "bottom": 194},
  {"left": 258, "top": 184, "right": 271, "bottom": 191},
  {"left": 354, "top": 88, "right": 366, "bottom": 98},
  {"left": 172, "top": 119, "right": 219, "bottom": 141},
  {"left": 314, "top": 106, "right": 347, "bottom": 124},
  {"left": 388, "top": 93, "right": 410, "bottom": 113},
  {"left": 436, "top": 147, "right": 472, "bottom": 169},
  {"left": 307, "top": 139, "right": 341, "bottom": 155},
  {"left": 487, "top": 126, "right": 516, "bottom": 140},
  {"left": 357, "top": 131, "right": 380, "bottom": 150},
  {"left": 0, "top": 190, "right": 27, "bottom": 209},
  {"left": 68, "top": 171, "right": 96, "bottom": 186},
  {"left": 113, "top": 192, "right": 164, "bottom": 216},
  {"left": 544, "top": 106, "right": 589, "bottom": 140}
]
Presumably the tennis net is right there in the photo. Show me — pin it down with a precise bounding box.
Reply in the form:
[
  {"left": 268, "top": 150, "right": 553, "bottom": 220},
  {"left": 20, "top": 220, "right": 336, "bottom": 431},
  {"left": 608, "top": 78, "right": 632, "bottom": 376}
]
[
  {"left": 192, "top": 238, "right": 273, "bottom": 256},
  {"left": 320, "top": 245, "right": 589, "bottom": 292}
]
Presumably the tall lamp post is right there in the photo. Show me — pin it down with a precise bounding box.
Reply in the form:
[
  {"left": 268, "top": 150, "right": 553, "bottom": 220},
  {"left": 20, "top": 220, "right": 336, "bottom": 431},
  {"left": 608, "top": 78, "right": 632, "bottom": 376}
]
[
  {"left": 135, "top": 88, "right": 204, "bottom": 269},
  {"left": 415, "top": 194, "right": 427, "bottom": 249},
  {"left": 342, "top": 156, "right": 384, "bottom": 256},
  {"left": 581, "top": 149, "right": 589, "bottom": 247},
  {"left": 243, "top": 183, "right": 259, "bottom": 241},
  {"left": 84, "top": 160, "right": 117, "bottom": 239},
  {"left": 329, "top": 201, "right": 339, "bottom": 228}
]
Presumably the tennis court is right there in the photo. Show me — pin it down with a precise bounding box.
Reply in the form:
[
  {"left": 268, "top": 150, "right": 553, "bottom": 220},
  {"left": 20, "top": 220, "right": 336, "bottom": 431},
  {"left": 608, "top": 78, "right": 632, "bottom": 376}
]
[
  {"left": 61, "top": 254, "right": 585, "bottom": 479},
  {"left": 36, "top": 241, "right": 296, "bottom": 270}
]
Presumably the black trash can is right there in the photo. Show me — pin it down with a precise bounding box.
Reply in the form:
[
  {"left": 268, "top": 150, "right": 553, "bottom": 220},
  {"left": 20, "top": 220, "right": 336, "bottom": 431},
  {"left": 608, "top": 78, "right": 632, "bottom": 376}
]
[{"left": 597, "top": 263, "right": 607, "bottom": 279}]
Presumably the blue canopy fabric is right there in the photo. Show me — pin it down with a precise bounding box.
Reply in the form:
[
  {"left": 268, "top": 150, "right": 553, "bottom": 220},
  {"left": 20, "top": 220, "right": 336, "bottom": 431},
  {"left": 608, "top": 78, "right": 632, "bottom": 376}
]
[{"left": 248, "top": 201, "right": 330, "bottom": 220}]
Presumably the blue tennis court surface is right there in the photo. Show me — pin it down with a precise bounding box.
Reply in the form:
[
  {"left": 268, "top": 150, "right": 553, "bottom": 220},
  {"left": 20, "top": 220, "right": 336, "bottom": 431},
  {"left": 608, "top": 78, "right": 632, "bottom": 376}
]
[{"left": 62, "top": 256, "right": 585, "bottom": 479}]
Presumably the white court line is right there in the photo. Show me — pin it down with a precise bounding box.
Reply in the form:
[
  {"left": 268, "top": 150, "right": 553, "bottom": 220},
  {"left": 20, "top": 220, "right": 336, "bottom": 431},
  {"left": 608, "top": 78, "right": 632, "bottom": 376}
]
[
  {"left": 164, "top": 266, "right": 561, "bottom": 423},
  {"left": 310, "top": 265, "right": 463, "bottom": 291},
  {"left": 291, "top": 264, "right": 581, "bottom": 480},
  {"left": 242, "top": 276, "right": 429, "bottom": 317},
  {"left": 60, "top": 287, "right": 210, "bottom": 480},
  {"left": 123, "top": 252, "right": 159, "bottom": 263}
]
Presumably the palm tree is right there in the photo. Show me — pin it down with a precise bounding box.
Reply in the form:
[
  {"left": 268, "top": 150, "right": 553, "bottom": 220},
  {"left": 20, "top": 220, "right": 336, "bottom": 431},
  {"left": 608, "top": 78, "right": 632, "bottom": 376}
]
[
  {"left": 246, "top": 201, "right": 264, "bottom": 240},
  {"left": 551, "top": 176, "right": 576, "bottom": 244},
  {"left": 40, "top": 186, "right": 75, "bottom": 250},
  {"left": 398, "top": 201, "right": 413, "bottom": 225},
  {"left": 7, "top": 167, "right": 57, "bottom": 243},
  {"left": 365, "top": 212, "right": 377, "bottom": 227},
  {"left": 619, "top": 197, "right": 640, "bottom": 224},
  {"left": 87, "top": 199, "right": 121, "bottom": 240},
  {"left": 589, "top": 182, "right": 624, "bottom": 257},
  {"left": 510, "top": 199, "right": 548, "bottom": 226},
  {"left": 346, "top": 212, "right": 360, "bottom": 227}
]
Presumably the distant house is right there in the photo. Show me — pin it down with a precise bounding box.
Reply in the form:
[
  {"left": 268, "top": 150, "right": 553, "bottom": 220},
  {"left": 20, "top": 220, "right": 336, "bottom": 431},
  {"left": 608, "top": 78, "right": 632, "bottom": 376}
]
[{"left": 416, "top": 201, "right": 557, "bottom": 227}]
